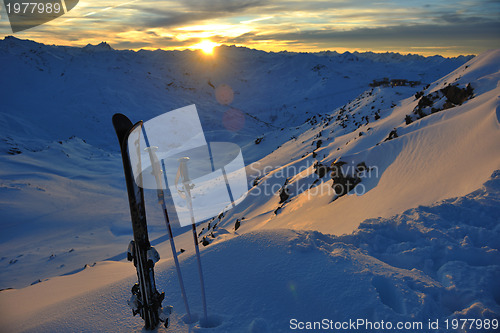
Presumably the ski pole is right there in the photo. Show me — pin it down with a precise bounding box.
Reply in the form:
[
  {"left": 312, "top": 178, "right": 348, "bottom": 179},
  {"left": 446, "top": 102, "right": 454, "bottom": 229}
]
[
  {"left": 177, "top": 157, "right": 208, "bottom": 322},
  {"left": 141, "top": 128, "right": 192, "bottom": 322}
]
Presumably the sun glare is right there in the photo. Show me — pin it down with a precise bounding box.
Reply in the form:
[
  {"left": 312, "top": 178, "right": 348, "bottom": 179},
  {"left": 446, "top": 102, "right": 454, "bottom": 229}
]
[{"left": 193, "top": 40, "right": 219, "bottom": 55}]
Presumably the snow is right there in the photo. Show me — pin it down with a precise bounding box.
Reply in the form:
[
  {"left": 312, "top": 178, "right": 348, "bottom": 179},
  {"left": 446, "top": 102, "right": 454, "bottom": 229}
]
[
  {"left": 216, "top": 49, "right": 500, "bottom": 237},
  {"left": 1, "top": 172, "right": 499, "bottom": 332},
  {"left": 0, "top": 37, "right": 499, "bottom": 332}
]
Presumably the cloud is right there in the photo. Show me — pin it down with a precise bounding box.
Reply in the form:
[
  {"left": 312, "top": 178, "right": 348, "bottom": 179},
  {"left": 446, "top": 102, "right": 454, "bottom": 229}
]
[
  {"left": 3, "top": 0, "right": 499, "bottom": 56},
  {"left": 137, "top": 10, "right": 221, "bottom": 29},
  {"left": 129, "top": 0, "right": 272, "bottom": 29},
  {"left": 182, "top": 0, "right": 270, "bottom": 13},
  {"left": 111, "top": 36, "right": 192, "bottom": 50},
  {"left": 269, "top": 21, "right": 500, "bottom": 42},
  {"left": 238, "top": 17, "right": 494, "bottom": 40},
  {"left": 223, "top": 19, "right": 500, "bottom": 55},
  {"left": 439, "top": 14, "right": 485, "bottom": 24}
]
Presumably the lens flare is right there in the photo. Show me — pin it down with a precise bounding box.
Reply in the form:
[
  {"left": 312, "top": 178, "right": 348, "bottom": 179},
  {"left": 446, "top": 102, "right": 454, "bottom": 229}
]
[{"left": 215, "top": 84, "right": 234, "bottom": 105}]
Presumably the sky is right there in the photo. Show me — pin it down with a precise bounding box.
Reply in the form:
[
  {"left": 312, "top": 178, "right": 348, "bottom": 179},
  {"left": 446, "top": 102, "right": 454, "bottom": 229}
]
[{"left": 1, "top": 0, "right": 499, "bottom": 56}]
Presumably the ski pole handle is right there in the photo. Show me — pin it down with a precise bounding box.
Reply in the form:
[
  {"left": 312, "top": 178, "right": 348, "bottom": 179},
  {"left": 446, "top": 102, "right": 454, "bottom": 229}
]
[
  {"left": 144, "top": 146, "right": 165, "bottom": 203},
  {"left": 178, "top": 157, "right": 190, "bottom": 182}
]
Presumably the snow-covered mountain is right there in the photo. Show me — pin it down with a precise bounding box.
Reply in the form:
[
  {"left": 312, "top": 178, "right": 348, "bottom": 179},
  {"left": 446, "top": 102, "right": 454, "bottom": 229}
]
[
  {"left": 0, "top": 36, "right": 471, "bottom": 154},
  {"left": 215, "top": 49, "right": 500, "bottom": 236},
  {"left": 0, "top": 37, "right": 499, "bottom": 332}
]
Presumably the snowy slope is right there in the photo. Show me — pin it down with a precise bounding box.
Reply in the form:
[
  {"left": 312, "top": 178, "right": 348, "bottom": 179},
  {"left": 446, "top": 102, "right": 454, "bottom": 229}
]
[
  {"left": 1, "top": 171, "right": 499, "bottom": 332},
  {"left": 0, "top": 37, "right": 474, "bottom": 290},
  {"left": 214, "top": 49, "right": 500, "bottom": 236},
  {"left": 0, "top": 38, "right": 499, "bottom": 332}
]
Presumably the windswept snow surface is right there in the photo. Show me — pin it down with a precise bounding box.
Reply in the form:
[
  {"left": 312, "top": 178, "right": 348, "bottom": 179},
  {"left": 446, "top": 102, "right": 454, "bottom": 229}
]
[
  {"left": 1, "top": 172, "right": 499, "bottom": 332},
  {"left": 0, "top": 37, "right": 499, "bottom": 332}
]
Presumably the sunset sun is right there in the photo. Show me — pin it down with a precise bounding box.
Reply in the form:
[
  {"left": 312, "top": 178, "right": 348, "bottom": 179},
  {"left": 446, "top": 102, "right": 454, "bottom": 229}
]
[{"left": 193, "top": 40, "right": 219, "bottom": 54}]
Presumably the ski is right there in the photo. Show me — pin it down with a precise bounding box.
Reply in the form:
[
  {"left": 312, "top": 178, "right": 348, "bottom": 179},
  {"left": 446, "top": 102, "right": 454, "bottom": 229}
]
[
  {"left": 141, "top": 127, "right": 193, "bottom": 322},
  {"left": 112, "top": 113, "right": 169, "bottom": 329}
]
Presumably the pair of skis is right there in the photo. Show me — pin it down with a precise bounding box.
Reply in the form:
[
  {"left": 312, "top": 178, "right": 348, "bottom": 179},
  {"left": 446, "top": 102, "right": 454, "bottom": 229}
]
[{"left": 113, "top": 114, "right": 207, "bottom": 330}]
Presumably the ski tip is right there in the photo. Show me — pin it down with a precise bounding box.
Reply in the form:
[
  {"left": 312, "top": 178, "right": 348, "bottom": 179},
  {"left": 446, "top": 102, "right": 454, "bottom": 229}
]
[
  {"left": 112, "top": 113, "right": 134, "bottom": 144},
  {"left": 112, "top": 113, "right": 131, "bottom": 127}
]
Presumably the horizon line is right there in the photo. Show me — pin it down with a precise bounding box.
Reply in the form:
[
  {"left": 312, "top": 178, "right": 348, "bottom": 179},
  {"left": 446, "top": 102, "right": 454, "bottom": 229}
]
[{"left": 1, "top": 36, "right": 480, "bottom": 59}]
